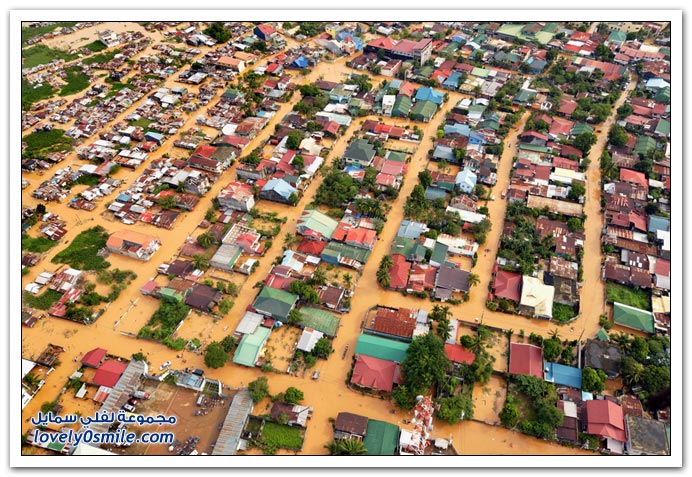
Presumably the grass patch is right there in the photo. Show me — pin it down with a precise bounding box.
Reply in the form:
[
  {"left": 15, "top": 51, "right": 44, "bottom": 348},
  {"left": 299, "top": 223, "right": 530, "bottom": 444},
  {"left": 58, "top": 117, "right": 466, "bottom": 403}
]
[
  {"left": 59, "top": 66, "right": 90, "bottom": 96},
  {"left": 129, "top": 117, "right": 153, "bottom": 128},
  {"left": 82, "top": 49, "right": 121, "bottom": 66},
  {"left": 106, "top": 80, "right": 132, "bottom": 97},
  {"left": 22, "top": 233, "right": 58, "bottom": 253},
  {"left": 21, "top": 22, "right": 78, "bottom": 45},
  {"left": 22, "top": 129, "right": 74, "bottom": 158},
  {"left": 22, "top": 44, "right": 78, "bottom": 69},
  {"left": 22, "top": 77, "right": 56, "bottom": 109},
  {"left": 552, "top": 303, "right": 577, "bottom": 323},
  {"left": 606, "top": 282, "right": 651, "bottom": 311},
  {"left": 67, "top": 174, "right": 101, "bottom": 188},
  {"left": 138, "top": 301, "right": 190, "bottom": 341},
  {"left": 83, "top": 40, "right": 108, "bottom": 53},
  {"left": 51, "top": 226, "right": 110, "bottom": 270},
  {"left": 23, "top": 289, "right": 63, "bottom": 311},
  {"left": 260, "top": 422, "right": 304, "bottom": 450}
]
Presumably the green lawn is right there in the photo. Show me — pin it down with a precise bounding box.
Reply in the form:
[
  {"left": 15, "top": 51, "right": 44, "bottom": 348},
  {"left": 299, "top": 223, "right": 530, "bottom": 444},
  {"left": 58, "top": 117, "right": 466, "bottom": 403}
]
[
  {"left": 552, "top": 303, "right": 577, "bottom": 323},
  {"left": 59, "top": 66, "right": 91, "bottom": 96},
  {"left": 22, "top": 44, "right": 78, "bottom": 69},
  {"left": 261, "top": 422, "right": 304, "bottom": 450},
  {"left": 82, "top": 49, "right": 121, "bottom": 66},
  {"left": 606, "top": 282, "right": 651, "bottom": 311},
  {"left": 22, "top": 77, "right": 56, "bottom": 109},
  {"left": 22, "top": 129, "right": 74, "bottom": 158},
  {"left": 22, "top": 22, "right": 78, "bottom": 45},
  {"left": 82, "top": 40, "right": 107, "bottom": 53},
  {"left": 22, "top": 233, "right": 58, "bottom": 253},
  {"left": 51, "top": 226, "right": 111, "bottom": 270},
  {"left": 67, "top": 174, "right": 101, "bottom": 188},
  {"left": 23, "top": 289, "right": 63, "bottom": 311}
]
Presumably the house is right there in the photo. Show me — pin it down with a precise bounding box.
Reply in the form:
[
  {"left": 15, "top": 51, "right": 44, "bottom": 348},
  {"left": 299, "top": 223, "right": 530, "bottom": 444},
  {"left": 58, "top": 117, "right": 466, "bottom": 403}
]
[
  {"left": 354, "top": 334, "right": 409, "bottom": 363},
  {"left": 509, "top": 342, "right": 544, "bottom": 378},
  {"left": 296, "top": 209, "right": 339, "bottom": 241},
  {"left": 343, "top": 227, "right": 377, "bottom": 251},
  {"left": 233, "top": 326, "right": 271, "bottom": 368},
  {"left": 455, "top": 168, "right": 477, "bottom": 194},
  {"left": 492, "top": 270, "right": 522, "bottom": 302},
  {"left": 185, "top": 284, "right": 223, "bottom": 313},
  {"left": 343, "top": 139, "right": 376, "bottom": 168},
  {"left": 414, "top": 87, "right": 444, "bottom": 105},
  {"left": 106, "top": 230, "right": 160, "bottom": 261},
  {"left": 434, "top": 265, "right": 470, "bottom": 301},
  {"left": 318, "top": 285, "right": 347, "bottom": 312},
  {"left": 81, "top": 348, "right": 107, "bottom": 368},
  {"left": 254, "top": 23, "right": 277, "bottom": 41},
  {"left": 388, "top": 254, "right": 411, "bottom": 291},
  {"left": 364, "top": 306, "right": 416, "bottom": 342},
  {"left": 519, "top": 276, "right": 555, "bottom": 319},
  {"left": 297, "top": 307, "right": 341, "bottom": 337},
  {"left": 544, "top": 362, "right": 582, "bottom": 389},
  {"left": 296, "top": 328, "right": 324, "bottom": 353},
  {"left": 218, "top": 182, "right": 255, "bottom": 212},
  {"left": 583, "top": 339, "right": 622, "bottom": 379},
  {"left": 556, "top": 400, "right": 580, "bottom": 444},
  {"left": 235, "top": 311, "right": 264, "bottom": 336},
  {"left": 270, "top": 402, "right": 313, "bottom": 428},
  {"left": 612, "top": 302, "right": 655, "bottom": 334},
  {"left": 584, "top": 399, "right": 626, "bottom": 453},
  {"left": 625, "top": 415, "right": 670, "bottom": 456},
  {"left": 209, "top": 244, "right": 242, "bottom": 271},
  {"left": 92, "top": 360, "right": 127, "bottom": 388},
  {"left": 259, "top": 178, "right": 297, "bottom": 204},
  {"left": 410, "top": 100, "right": 438, "bottom": 122},
  {"left": 334, "top": 412, "right": 369, "bottom": 440},
  {"left": 350, "top": 355, "right": 402, "bottom": 393},
  {"left": 362, "top": 419, "right": 400, "bottom": 456},
  {"left": 251, "top": 287, "right": 298, "bottom": 322},
  {"left": 444, "top": 343, "right": 476, "bottom": 366}
]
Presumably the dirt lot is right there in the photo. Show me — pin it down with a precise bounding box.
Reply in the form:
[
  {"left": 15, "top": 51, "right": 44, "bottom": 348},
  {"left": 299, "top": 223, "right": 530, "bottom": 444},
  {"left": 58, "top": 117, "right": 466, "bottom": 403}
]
[{"left": 112, "top": 381, "right": 232, "bottom": 456}]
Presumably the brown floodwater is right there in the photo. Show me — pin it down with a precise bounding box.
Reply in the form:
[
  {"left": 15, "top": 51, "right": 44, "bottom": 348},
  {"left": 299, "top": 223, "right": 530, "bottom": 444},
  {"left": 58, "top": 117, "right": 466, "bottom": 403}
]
[{"left": 21, "top": 24, "right": 633, "bottom": 457}]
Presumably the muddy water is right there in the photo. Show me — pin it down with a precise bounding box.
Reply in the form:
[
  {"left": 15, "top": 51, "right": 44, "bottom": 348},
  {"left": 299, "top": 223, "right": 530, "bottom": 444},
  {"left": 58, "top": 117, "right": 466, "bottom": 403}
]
[{"left": 22, "top": 26, "right": 603, "bottom": 456}]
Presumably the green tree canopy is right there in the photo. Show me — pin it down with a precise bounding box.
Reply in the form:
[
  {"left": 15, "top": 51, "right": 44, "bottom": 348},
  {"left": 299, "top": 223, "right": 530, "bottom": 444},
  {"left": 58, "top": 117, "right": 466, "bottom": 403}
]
[{"left": 204, "top": 342, "right": 229, "bottom": 369}]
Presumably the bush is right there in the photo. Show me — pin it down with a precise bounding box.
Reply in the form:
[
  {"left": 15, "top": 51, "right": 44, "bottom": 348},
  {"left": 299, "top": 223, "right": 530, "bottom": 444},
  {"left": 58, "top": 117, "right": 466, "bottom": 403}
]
[
  {"left": 21, "top": 233, "right": 57, "bottom": 253},
  {"left": 581, "top": 367, "right": 606, "bottom": 393},
  {"left": 204, "top": 342, "right": 228, "bottom": 369},
  {"left": 248, "top": 376, "right": 270, "bottom": 402},
  {"left": 499, "top": 397, "right": 520, "bottom": 428},
  {"left": 51, "top": 226, "right": 110, "bottom": 270},
  {"left": 283, "top": 387, "right": 304, "bottom": 405}
]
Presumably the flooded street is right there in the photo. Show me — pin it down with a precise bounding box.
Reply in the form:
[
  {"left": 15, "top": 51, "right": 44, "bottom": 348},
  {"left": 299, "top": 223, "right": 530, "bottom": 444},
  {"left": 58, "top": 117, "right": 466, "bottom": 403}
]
[{"left": 20, "top": 24, "right": 619, "bottom": 456}]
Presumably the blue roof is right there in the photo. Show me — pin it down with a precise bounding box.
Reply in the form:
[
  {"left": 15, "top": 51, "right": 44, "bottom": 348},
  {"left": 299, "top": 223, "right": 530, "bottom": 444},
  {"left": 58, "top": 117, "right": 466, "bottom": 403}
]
[
  {"left": 415, "top": 87, "right": 444, "bottom": 105},
  {"left": 397, "top": 220, "right": 427, "bottom": 240},
  {"left": 648, "top": 215, "right": 670, "bottom": 234},
  {"left": 262, "top": 178, "right": 297, "bottom": 199},
  {"left": 444, "top": 123, "right": 471, "bottom": 137},
  {"left": 292, "top": 56, "right": 308, "bottom": 68},
  {"left": 116, "top": 193, "right": 131, "bottom": 203},
  {"left": 425, "top": 186, "right": 448, "bottom": 201},
  {"left": 144, "top": 131, "right": 164, "bottom": 141},
  {"left": 344, "top": 165, "right": 364, "bottom": 174},
  {"left": 544, "top": 362, "right": 582, "bottom": 389},
  {"left": 443, "top": 71, "right": 463, "bottom": 88},
  {"left": 469, "top": 131, "right": 486, "bottom": 144}
]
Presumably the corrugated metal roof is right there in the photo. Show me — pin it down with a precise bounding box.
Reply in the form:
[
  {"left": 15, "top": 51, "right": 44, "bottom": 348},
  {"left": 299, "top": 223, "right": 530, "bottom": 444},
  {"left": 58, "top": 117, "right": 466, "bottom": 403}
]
[{"left": 212, "top": 388, "right": 253, "bottom": 455}]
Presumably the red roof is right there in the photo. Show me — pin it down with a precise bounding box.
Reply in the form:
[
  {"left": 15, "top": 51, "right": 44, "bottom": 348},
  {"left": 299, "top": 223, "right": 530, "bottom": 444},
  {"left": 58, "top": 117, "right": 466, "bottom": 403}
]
[
  {"left": 655, "top": 258, "right": 670, "bottom": 277},
  {"left": 193, "top": 144, "right": 216, "bottom": 159},
  {"left": 296, "top": 238, "right": 327, "bottom": 256},
  {"left": 586, "top": 400, "right": 626, "bottom": 442},
  {"left": 408, "top": 264, "right": 437, "bottom": 291},
  {"left": 558, "top": 99, "right": 578, "bottom": 115},
  {"left": 367, "top": 37, "right": 396, "bottom": 50},
  {"left": 493, "top": 270, "right": 522, "bottom": 302},
  {"left": 389, "top": 254, "right": 411, "bottom": 290},
  {"left": 560, "top": 144, "right": 583, "bottom": 158},
  {"left": 444, "top": 343, "right": 476, "bottom": 365},
  {"left": 549, "top": 117, "right": 574, "bottom": 137},
  {"left": 620, "top": 168, "right": 648, "bottom": 187},
  {"left": 92, "top": 360, "right": 127, "bottom": 388},
  {"left": 509, "top": 342, "right": 544, "bottom": 378},
  {"left": 350, "top": 355, "right": 402, "bottom": 392},
  {"left": 81, "top": 348, "right": 107, "bottom": 368},
  {"left": 264, "top": 273, "right": 297, "bottom": 291}
]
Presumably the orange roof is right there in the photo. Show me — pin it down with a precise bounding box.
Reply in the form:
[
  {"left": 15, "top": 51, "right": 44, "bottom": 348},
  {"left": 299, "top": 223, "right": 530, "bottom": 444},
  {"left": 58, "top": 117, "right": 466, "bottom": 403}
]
[{"left": 106, "top": 230, "right": 158, "bottom": 249}]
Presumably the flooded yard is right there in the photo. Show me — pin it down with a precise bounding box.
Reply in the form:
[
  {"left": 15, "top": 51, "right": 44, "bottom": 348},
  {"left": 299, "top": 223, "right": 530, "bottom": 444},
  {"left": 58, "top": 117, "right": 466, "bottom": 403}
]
[{"left": 472, "top": 376, "right": 507, "bottom": 425}]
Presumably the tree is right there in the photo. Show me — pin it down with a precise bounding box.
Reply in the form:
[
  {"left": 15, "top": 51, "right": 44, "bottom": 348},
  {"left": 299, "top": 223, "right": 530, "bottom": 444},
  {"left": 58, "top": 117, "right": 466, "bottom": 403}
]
[
  {"left": 342, "top": 273, "right": 353, "bottom": 289},
  {"left": 248, "top": 376, "right": 270, "bottom": 402},
  {"left": 543, "top": 338, "right": 562, "bottom": 362},
  {"left": 467, "top": 273, "right": 480, "bottom": 288},
  {"left": 608, "top": 124, "right": 628, "bottom": 147},
  {"left": 22, "top": 372, "right": 41, "bottom": 390},
  {"left": 581, "top": 367, "right": 606, "bottom": 393},
  {"left": 131, "top": 352, "right": 148, "bottom": 363},
  {"left": 573, "top": 132, "right": 597, "bottom": 155},
  {"left": 594, "top": 44, "right": 614, "bottom": 61},
  {"left": 204, "top": 22, "right": 231, "bottom": 43},
  {"left": 289, "top": 281, "right": 319, "bottom": 304},
  {"left": 568, "top": 182, "right": 586, "bottom": 202},
  {"left": 192, "top": 254, "right": 209, "bottom": 270},
  {"left": 204, "top": 341, "right": 229, "bottom": 369},
  {"left": 197, "top": 231, "right": 214, "bottom": 248},
  {"left": 621, "top": 356, "right": 645, "bottom": 386},
  {"left": 418, "top": 169, "right": 433, "bottom": 189},
  {"left": 283, "top": 387, "right": 304, "bottom": 404},
  {"left": 641, "top": 366, "right": 670, "bottom": 394},
  {"left": 436, "top": 393, "right": 474, "bottom": 424},
  {"left": 221, "top": 335, "right": 237, "bottom": 352},
  {"left": 377, "top": 255, "right": 393, "bottom": 288},
  {"left": 312, "top": 337, "right": 333, "bottom": 359},
  {"left": 326, "top": 438, "right": 367, "bottom": 455},
  {"left": 499, "top": 397, "right": 520, "bottom": 428},
  {"left": 286, "top": 130, "right": 303, "bottom": 150},
  {"left": 156, "top": 195, "right": 177, "bottom": 209},
  {"left": 617, "top": 103, "right": 634, "bottom": 120},
  {"left": 567, "top": 217, "right": 584, "bottom": 232},
  {"left": 308, "top": 267, "right": 328, "bottom": 287},
  {"left": 630, "top": 336, "right": 650, "bottom": 363},
  {"left": 400, "top": 333, "right": 450, "bottom": 397}
]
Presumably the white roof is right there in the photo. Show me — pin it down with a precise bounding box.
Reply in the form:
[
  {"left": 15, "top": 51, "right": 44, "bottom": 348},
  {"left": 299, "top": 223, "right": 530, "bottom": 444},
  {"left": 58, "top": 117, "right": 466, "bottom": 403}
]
[
  {"left": 22, "top": 359, "right": 37, "bottom": 378},
  {"left": 296, "top": 328, "right": 324, "bottom": 353},
  {"left": 562, "top": 400, "right": 578, "bottom": 418},
  {"left": 520, "top": 276, "right": 555, "bottom": 318},
  {"left": 235, "top": 311, "right": 264, "bottom": 335}
]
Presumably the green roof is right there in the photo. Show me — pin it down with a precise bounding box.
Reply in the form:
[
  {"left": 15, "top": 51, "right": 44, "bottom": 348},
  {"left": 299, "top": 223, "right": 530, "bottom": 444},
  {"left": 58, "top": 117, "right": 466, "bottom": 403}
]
[
  {"left": 495, "top": 23, "right": 554, "bottom": 45},
  {"left": 515, "top": 89, "right": 537, "bottom": 104},
  {"left": 419, "top": 65, "right": 434, "bottom": 78},
  {"left": 297, "top": 209, "right": 339, "bottom": 240},
  {"left": 471, "top": 67, "right": 490, "bottom": 78},
  {"left": 410, "top": 100, "right": 438, "bottom": 121},
  {"left": 233, "top": 326, "right": 271, "bottom": 367},
  {"left": 634, "top": 135, "right": 657, "bottom": 156},
  {"left": 613, "top": 302, "right": 655, "bottom": 334},
  {"left": 655, "top": 119, "right": 670, "bottom": 136},
  {"left": 542, "top": 22, "right": 559, "bottom": 33},
  {"left": 344, "top": 138, "right": 376, "bottom": 166},
  {"left": 654, "top": 86, "right": 670, "bottom": 104},
  {"left": 430, "top": 241, "right": 448, "bottom": 265},
  {"left": 355, "top": 334, "right": 409, "bottom": 363},
  {"left": 322, "top": 241, "right": 371, "bottom": 264},
  {"left": 386, "top": 151, "right": 407, "bottom": 163},
  {"left": 390, "top": 236, "right": 415, "bottom": 257},
  {"left": 596, "top": 328, "right": 610, "bottom": 341},
  {"left": 608, "top": 30, "right": 627, "bottom": 43},
  {"left": 159, "top": 288, "right": 185, "bottom": 303},
  {"left": 363, "top": 420, "right": 399, "bottom": 456},
  {"left": 392, "top": 96, "right": 413, "bottom": 117},
  {"left": 519, "top": 143, "right": 552, "bottom": 154},
  {"left": 298, "top": 307, "right": 340, "bottom": 337},
  {"left": 253, "top": 287, "right": 298, "bottom": 321},
  {"left": 571, "top": 123, "right": 594, "bottom": 136}
]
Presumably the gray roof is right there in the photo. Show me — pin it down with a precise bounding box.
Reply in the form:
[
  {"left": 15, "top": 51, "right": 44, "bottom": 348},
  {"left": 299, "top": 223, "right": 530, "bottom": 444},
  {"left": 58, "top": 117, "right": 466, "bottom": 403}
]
[
  {"left": 583, "top": 339, "right": 621, "bottom": 378},
  {"left": 397, "top": 220, "right": 427, "bottom": 240},
  {"left": 344, "top": 138, "right": 376, "bottom": 164},
  {"left": 626, "top": 414, "right": 670, "bottom": 456},
  {"left": 435, "top": 265, "right": 470, "bottom": 292},
  {"left": 212, "top": 388, "right": 253, "bottom": 455},
  {"left": 235, "top": 311, "right": 264, "bottom": 335}
]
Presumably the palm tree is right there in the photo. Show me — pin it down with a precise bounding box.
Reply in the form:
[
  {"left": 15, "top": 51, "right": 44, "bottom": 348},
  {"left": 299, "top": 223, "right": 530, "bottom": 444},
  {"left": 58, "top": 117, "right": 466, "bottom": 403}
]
[
  {"left": 326, "top": 438, "right": 367, "bottom": 455},
  {"left": 342, "top": 273, "right": 353, "bottom": 290},
  {"left": 467, "top": 273, "right": 480, "bottom": 288},
  {"left": 197, "top": 231, "right": 214, "bottom": 249},
  {"left": 22, "top": 372, "right": 41, "bottom": 391},
  {"left": 437, "top": 317, "right": 452, "bottom": 342},
  {"left": 192, "top": 254, "right": 209, "bottom": 270},
  {"left": 549, "top": 328, "right": 561, "bottom": 341},
  {"left": 308, "top": 267, "right": 327, "bottom": 286},
  {"left": 283, "top": 232, "right": 299, "bottom": 249}
]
